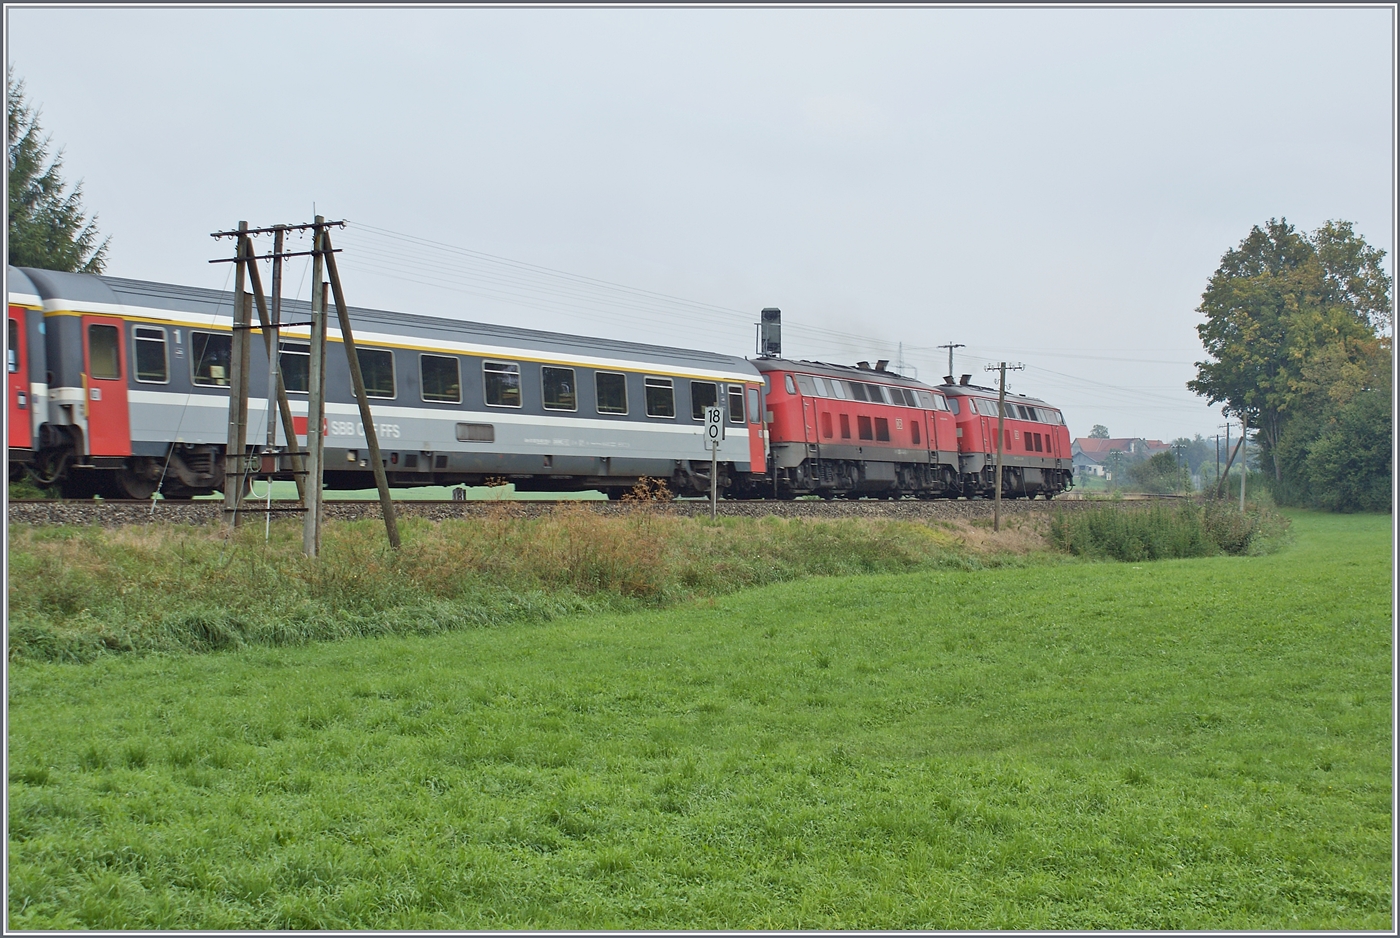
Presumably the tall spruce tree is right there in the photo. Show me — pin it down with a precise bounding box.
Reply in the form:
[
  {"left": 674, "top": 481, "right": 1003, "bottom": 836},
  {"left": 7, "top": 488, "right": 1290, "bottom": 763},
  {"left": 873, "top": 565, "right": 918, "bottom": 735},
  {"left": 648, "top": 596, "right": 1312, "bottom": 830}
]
[{"left": 7, "top": 69, "right": 108, "bottom": 272}]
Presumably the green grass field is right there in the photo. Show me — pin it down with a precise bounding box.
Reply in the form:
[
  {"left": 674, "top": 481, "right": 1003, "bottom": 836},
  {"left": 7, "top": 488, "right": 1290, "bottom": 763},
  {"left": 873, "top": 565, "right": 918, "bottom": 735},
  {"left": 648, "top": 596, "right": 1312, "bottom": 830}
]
[{"left": 6, "top": 511, "right": 1392, "bottom": 928}]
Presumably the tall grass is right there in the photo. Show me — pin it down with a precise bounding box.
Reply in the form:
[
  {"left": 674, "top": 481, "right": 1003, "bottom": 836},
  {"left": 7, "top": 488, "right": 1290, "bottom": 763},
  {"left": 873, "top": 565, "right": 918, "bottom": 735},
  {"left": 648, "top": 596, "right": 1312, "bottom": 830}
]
[
  {"left": 7, "top": 506, "right": 1046, "bottom": 663},
  {"left": 1048, "top": 501, "right": 1289, "bottom": 561}
]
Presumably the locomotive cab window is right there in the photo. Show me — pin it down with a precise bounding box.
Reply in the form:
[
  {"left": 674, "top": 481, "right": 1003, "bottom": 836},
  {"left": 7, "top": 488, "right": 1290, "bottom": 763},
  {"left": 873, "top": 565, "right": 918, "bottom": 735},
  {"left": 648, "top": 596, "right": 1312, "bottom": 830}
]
[
  {"left": 645, "top": 376, "right": 675, "bottom": 417},
  {"left": 728, "top": 384, "right": 745, "bottom": 422},
  {"left": 7, "top": 319, "right": 18, "bottom": 373},
  {"left": 133, "top": 326, "right": 169, "bottom": 384},
  {"left": 356, "top": 347, "right": 396, "bottom": 399},
  {"left": 690, "top": 381, "right": 718, "bottom": 420},
  {"left": 88, "top": 324, "right": 120, "bottom": 380},
  {"left": 542, "top": 366, "right": 577, "bottom": 411},
  {"left": 191, "top": 331, "right": 233, "bottom": 387},
  {"left": 595, "top": 371, "right": 628, "bottom": 414},
  {"left": 278, "top": 340, "right": 309, "bottom": 393},
  {"left": 422, "top": 354, "right": 463, "bottom": 404},
  {"left": 482, "top": 360, "right": 519, "bottom": 407}
]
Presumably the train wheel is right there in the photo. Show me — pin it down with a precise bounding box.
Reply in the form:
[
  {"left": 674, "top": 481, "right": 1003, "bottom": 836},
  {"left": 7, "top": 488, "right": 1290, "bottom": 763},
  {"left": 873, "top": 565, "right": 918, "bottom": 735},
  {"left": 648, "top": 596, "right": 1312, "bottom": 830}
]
[{"left": 106, "top": 467, "right": 160, "bottom": 500}]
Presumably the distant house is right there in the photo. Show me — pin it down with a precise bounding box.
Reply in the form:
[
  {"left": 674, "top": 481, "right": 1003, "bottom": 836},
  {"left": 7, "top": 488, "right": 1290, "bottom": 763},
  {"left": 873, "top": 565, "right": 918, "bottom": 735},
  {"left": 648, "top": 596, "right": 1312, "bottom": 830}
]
[{"left": 1072, "top": 438, "right": 1172, "bottom": 478}]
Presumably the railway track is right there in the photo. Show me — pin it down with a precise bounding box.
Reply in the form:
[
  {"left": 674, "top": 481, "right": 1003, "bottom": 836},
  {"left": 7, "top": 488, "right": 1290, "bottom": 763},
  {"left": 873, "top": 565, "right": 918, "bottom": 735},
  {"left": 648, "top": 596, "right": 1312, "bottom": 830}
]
[{"left": 7, "top": 494, "right": 1179, "bottom": 527}]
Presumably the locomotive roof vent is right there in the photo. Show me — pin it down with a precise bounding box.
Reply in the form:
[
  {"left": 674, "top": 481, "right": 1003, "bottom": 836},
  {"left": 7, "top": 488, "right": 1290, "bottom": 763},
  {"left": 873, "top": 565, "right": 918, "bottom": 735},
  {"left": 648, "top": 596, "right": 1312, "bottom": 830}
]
[
  {"left": 959, "top": 374, "right": 972, "bottom": 385},
  {"left": 757, "top": 308, "right": 782, "bottom": 358},
  {"left": 943, "top": 375, "right": 955, "bottom": 385},
  {"left": 875, "top": 359, "right": 889, "bottom": 372},
  {"left": 857, "top": 360, "right": 870, "bottom": 370}
]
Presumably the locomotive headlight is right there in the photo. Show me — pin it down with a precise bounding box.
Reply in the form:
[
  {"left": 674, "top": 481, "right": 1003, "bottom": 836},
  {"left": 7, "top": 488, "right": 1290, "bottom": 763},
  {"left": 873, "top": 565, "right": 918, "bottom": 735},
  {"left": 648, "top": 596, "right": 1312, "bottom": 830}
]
[{"left": 347, "top": 450, "right": 358, "bottom": 462}]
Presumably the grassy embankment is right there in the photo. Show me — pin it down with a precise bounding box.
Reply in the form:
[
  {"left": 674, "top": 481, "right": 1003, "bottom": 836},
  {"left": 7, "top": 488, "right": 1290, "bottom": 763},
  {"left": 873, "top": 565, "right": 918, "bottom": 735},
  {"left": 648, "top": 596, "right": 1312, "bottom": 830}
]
[
  {"left": 6, "top": 510, "right": 1392, "bottom": 928},
  {"left": 7, "top": 507, "right": 1051, "bottom": 662}
]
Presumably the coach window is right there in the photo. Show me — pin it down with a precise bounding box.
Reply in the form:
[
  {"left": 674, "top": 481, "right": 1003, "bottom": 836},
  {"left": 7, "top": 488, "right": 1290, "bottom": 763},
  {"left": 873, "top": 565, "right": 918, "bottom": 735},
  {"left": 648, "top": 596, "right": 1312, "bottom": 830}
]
[
  {"left": 595, "top": 371, "right": 628, "bottom": 414},
  {"left": 277, "top": 341, "right": 309, "bottom": 392},
  {"left": 356, "top": 348, "right": 396, "bottom": 399},
  {"left": 7, "top": 319, "right": 17, "bottom": 372},
  {"left": 874, "top": 417, "right": 891, "bottom": 442},
  {"left": 746, "top": 386, "right": 760, "bottom": 423},
  {"left": 482, "top": 360, "right": 519, "bottom": 407},
  {"left": 645, "top": 376, "right": 675, "bottom": 417},
  {"left": 191, "top": 331, "right": 233, "bottom": 387},
  {"left": 133, "top": 326, "right": 169, "bottom": 384},
  {"left": 542, "top": 366, "right": 577, "bottom": 411},
  {"left": 728, "top": 384, "right": 745, "bottom": 422},
  {"left": 690, "top": 380, "right": 718, "bottom": 420},
  {"left": 840, "top": 414, "right": 851, "bottom": 439},
  {"left": 422, "top": 354, "right": 463, "bottom": 404},
  {"left": 88, "top": 324, "right": 121, "bottom": 380}
]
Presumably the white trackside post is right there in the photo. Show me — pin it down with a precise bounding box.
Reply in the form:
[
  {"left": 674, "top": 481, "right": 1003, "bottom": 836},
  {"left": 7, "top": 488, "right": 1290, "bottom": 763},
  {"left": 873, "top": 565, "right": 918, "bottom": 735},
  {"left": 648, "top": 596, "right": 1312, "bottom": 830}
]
[{"left": 705, "top": 405, "right": 724, "bottom": 520}]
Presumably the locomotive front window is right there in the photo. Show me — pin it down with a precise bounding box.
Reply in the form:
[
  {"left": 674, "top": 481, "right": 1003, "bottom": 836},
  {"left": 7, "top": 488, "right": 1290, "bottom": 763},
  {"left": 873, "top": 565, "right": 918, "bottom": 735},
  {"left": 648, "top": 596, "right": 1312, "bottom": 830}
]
[
  {"left": 8, "top": 319, "right": 19, "bottom": 373},
  {"left": 191, "top": 331, "right": 232, "bottom": 387},
  {"left": 356, "top": 348, "right": 396, "bottom": 399},
  {"left": 542, "top": 366, "right": 577, "bottom": 411},
  {"left": 278, "top": 341, "right": 309, "bottom": 393},
  {"left": 423, "top": 355, "right": 463, "bottom": 404},
  {"left": 133, "top": 326, "right": 168, "bottom": 383},
  {"left": 728, "top": 384, "right": 745, "bottom": 422},
  {"left": 88, "top": 324, "right": 120, "bottom": 380},
  {"left": 482, "top": 360, "right": 518, "bottom": 407},
  {"left": 947, "top": 398, "right": 959, "bottom": 414},
  {"left": 645, "top": 376, "right": 675, "bottom": 418},
  {"left": 690, "top": 381, "right": 718, "bottom": 420},
  {"left": 595, "top": 371, "right": 628, "bottom": 414}
]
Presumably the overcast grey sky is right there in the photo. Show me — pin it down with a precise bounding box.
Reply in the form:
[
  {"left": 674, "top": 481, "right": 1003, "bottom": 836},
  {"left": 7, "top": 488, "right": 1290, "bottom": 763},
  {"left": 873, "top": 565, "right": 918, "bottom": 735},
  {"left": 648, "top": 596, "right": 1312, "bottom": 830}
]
[{"left": 6, "top": 4, "right": 1394, "bottom": 441}]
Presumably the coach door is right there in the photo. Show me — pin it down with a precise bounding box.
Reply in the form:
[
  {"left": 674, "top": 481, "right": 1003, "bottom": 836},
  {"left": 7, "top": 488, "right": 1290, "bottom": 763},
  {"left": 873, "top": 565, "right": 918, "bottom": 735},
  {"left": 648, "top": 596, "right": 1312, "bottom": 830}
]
[
  {"left": 7, "top": 310, "right": 29, "bottom": 449},
  {"left": 82, "top": 316, "right": 131, "bottom": 456}
]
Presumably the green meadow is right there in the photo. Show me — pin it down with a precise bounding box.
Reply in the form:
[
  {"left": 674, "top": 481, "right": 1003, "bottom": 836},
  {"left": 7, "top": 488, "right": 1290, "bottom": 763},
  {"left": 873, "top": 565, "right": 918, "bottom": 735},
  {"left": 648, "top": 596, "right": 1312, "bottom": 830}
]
[{"left": 6, "top": 510, "right": 1392, "bottom": 929}]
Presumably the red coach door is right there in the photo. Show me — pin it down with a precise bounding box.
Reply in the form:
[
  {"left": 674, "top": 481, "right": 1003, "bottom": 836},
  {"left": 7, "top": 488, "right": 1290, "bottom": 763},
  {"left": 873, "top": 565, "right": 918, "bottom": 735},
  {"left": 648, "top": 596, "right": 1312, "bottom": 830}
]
[
  {"left": 82, "top": 316, "right": 131, "bottom": 456},
  {"left": 7, "top": 309, "right": 29, "bottom": 448}
]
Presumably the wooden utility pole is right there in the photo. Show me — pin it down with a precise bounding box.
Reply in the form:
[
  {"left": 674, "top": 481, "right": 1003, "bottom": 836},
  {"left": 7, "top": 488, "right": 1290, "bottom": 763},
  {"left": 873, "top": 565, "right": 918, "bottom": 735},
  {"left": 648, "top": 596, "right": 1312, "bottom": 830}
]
[
  {"left": 303, "top": 220, "right": 328, "bottom": 557},
  {"left": 222, "top": 221, "right": 251, "bottom": 527},
  {"left": 938, "top": 342, "right": 964, "bottom": 381},
  {"left": 986, "top": 361, "right": 1024, "bottom": 532}
]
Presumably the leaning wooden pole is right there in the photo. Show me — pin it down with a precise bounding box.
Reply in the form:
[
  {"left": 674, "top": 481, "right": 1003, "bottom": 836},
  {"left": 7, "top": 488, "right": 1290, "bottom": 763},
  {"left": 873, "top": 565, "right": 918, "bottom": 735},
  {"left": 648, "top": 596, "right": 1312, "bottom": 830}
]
[
  {"left": 223, "top": 222, "right": 251, "bottom": 527},
  {"left": 242, "top": 248, "right": 307, "bottom": 503},
  {"left": 993, "top": 362, "right": 1006, "bottom": 532},
  {"left": 322, "top": 230, "right": 400, "bottom": 549}
]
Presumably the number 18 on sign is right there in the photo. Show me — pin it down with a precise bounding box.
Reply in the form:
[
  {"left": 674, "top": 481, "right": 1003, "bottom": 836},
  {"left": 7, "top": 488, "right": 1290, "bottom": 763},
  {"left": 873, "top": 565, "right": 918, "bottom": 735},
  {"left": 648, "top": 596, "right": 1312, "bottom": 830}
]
[{"left": 704, "top": 406, "right": 723, "bottom": 518}]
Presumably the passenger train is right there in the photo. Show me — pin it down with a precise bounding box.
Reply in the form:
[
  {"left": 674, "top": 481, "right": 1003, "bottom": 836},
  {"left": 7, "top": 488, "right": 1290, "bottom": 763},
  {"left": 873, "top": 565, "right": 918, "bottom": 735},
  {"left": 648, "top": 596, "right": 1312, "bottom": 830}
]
[{"left": 6, "top": 266, "right": 1072, "bottom": 501}]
